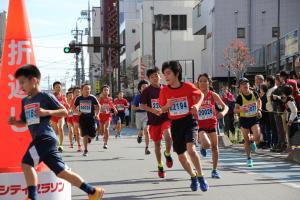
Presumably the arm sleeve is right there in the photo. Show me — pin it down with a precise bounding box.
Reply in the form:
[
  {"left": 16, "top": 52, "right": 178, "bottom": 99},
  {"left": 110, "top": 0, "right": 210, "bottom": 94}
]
[
  {"left": 93, "top": 96, "right": 100, "bottom": 106},
  {"left": 46, "top": 93, "right": 63, "bottom": 110},
  {"left": 133, "top": 95, "right": 139, "bottom": 106},
  {"left": 141, "top": 89, "right": 148, "bottom": 105},
  {"left": 74, "top": 97, "right": 80, "bottom": 107},
  {"left": 287, "top": 101, "right": 298, "bottom": 122}
]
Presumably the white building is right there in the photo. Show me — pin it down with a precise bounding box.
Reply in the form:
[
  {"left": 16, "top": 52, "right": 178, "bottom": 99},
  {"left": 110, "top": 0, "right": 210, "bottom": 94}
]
[
  {"left": 192, "top": 0, "right": 300, "bottom": 79},
  {"left": 140, "top": 0, "right": 203, "bottom": 83},
  {"left": 0, "top": 11, "right": 7, "bottom": 63},
  {"left": 89, "top": 6, "right": 102, "bottom": 93}
]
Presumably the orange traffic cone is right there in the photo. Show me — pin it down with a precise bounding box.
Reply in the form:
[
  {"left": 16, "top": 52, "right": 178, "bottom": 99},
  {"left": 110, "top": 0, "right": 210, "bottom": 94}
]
[{"left": 0, "top": 0, "right": 36, "bottom": 172}]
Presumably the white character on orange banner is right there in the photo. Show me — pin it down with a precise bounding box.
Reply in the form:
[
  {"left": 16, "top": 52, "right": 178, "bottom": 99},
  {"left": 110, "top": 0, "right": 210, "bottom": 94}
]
[
  {"left": 8, "top": 74, "right": 27, "bottom": 100},
  {"left": 8, "top": 40, "right": 32, "bottom": 66},
  {"left": 10, "top": 107, "right": 28, "bottom": 132}
]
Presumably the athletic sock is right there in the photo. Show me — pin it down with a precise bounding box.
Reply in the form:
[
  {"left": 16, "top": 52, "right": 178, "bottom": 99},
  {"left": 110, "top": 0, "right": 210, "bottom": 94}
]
[
  {"left": 28, "top": 185, "right": 37, "bottom": 200},
  {"left": 80, "top": 182, "right": 96, "bottom": 195}
]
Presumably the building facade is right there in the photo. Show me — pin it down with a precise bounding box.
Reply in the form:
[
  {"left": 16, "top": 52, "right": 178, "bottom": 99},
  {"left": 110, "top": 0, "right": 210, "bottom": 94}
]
[
  {"left": 193, "top": 0, "right": 300, "bottom": 79},
  {"left": 0, "top": 11, "right": 7, "bottom": 64}
]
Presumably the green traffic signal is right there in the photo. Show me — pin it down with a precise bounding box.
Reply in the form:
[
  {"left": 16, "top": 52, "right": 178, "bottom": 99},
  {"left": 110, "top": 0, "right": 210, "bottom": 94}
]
[{"left": 64, "top": 47, "right": 71, "bottom": 53}]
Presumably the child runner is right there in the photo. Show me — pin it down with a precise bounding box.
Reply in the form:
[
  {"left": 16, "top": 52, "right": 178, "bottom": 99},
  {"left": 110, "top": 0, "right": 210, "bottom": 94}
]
[
  {"left": 66, "top": 90, "right": 75, "bottom": 148},
  {"left": 132, "top": 80, "right": 151, "bottom": 154},
  {"left": 98, "top": 85, "right": 117, "bottom": 149},
  {"left": 114, "top": 91, "right": 129, "bottom": 138},
  {"left": 196, "top": 73, "right": 229, "bottom": 179},
  {"left": 95, "top": 92, "right": 102, "bottom": 141},
  {"left": 159, "top": 61, "right": 209, "bottom": 192},
  {"left": 51, "top": 81, "right": 67, "bottom": 152},
  {"left": 140, "top": 67, "right": 174, "bottom": 178},
  {"left": 74, "top": 83, "right": 100, "bottom": 156},
  {"left": 8, "top": 64, "right": 104, "bottom": 200},
  {"left": 71, "top": 86, "right": 82, "bottom": 152},
  {"left": 234, "top": 78, "right": 262, "bottom": 167}
]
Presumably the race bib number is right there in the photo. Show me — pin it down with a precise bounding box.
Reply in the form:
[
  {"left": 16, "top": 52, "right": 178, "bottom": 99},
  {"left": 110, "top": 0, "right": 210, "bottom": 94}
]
[
  {"left": 68, "top": 110, "right": 74, "bottom": 117},
  {"left": 80, "top": 101, "right": 92, "bottom": 114},
  {"left": 101, "top": 103, "right": 110, "bottom": 113},
  {"left": 151, "top": 99, "right": 160, "bottom": 109},
  {"left": 169, "top": 97, "right": 189, "bottom": 116},
  {"left": 117, "top": 104, "right": 125, "bottom": 111},
  {"left": 198, "top": 105, "right": 213, "bottom": 120},
  {"left": 245, "top": 102, "right": 257, "bottom": 116},
  {"left": 24, "top": 103, "right": 40, "bottom": 125}
]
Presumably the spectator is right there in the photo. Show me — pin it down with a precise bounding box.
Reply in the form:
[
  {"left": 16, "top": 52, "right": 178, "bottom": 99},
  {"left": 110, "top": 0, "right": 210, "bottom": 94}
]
[
  {"left": 259, "top": 84, "right": 271, "bottom": 149},
  {"left": 222, "top": 86, "right": 236, "bottom": 139},
  {"left": 266, "top": 76, "right": 278, "bottom": 150},
  {"left": 254, "top": 74, "right": 264, "bottom": 93}
]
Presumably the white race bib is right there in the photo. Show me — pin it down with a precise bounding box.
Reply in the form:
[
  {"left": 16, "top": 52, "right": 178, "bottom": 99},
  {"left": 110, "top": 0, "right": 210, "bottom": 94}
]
[
  {"left": 151, "top": 99, "right": 160, "bottom": 109},
  {"left": 117, "top": 104, "right": 125, "bottom": 111},
  {"left": 80, "top": 101, "right": 92, "bottom": 114},
  {"left": 101, "top": 103, "right": 110, "bottom": 113},
  {"left": 24, "top": 103, "right": 40, "bottom": 125},
  {"left": 198, "top": 105, "right": 213, "bottom": 120},
  {"left": 245, "top": 102, "right": 257, "bottom": 116},
  {"left": 169, "top": 97, "right": 189, "bottom": 116}
]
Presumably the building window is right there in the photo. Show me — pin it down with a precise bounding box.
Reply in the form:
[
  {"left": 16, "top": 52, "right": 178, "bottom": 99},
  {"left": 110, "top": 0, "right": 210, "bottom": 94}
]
[
  {"left": 237, "top": 27, "right": 245, "bottom": 38},
  {"left": 155, "top": 15, "right": 170, "bottom": 31},
  {"left": 272, "top": 27, "right": 279, "bottom": 38},
  {"left": 171, "top": 15, "right": 187, "bottom": 30},
  {"left": 197, "top": 3, "right": 201, "bottom": 17}
]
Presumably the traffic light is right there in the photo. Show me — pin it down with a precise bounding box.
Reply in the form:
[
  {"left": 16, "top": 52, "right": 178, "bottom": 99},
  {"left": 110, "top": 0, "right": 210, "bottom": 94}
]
[
  {"left": 63, "top": 40, "right": 81, "bottom": 54},
  {"left": 63, "top": 47, "right": 81, "bottom": 54}
]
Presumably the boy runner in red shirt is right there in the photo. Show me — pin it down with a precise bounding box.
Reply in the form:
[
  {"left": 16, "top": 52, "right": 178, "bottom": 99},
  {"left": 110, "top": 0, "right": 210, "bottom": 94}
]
[
  {"left": 114, "top": 91, "right": 129, "bottom": 138},
  {"left": 51, "top": 81, "right": 67, "bottom": 153},
  {"left": 159, "top": 61, "right": 209, "bottom": 192},
  {"left": 196, "top": 73, "right": 228, "bottom": 179},
  {"left": 140, "top": 67, "right": 173, "bottom": 178},
  {"left": 98, "top": 85, "right": 117, "bottom": 149}
]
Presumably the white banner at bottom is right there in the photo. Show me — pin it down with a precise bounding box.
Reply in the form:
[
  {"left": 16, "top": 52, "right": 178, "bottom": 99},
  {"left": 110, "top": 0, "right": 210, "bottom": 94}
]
[{"left": 0, "top": 170, "right": 71, "bottom": 200}]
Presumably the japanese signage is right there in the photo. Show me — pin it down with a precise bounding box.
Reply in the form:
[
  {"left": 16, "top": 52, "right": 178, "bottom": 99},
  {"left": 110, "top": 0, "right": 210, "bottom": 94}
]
[{"left": 285, "top": 30, "right": 299, "bottom": 57}]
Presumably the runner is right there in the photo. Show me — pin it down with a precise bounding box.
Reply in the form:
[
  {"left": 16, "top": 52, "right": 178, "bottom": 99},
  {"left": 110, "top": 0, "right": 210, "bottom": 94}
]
[
  {"left": 114, "top": 91, "right": 129, "bottom": 138},
  {"left": 196, "top": 73, "right": 229, "bottom": 178},
  {"left": 98, "top": 85, "right": 117, "bottom": 149},
  {"left": 74, "top": 83, "right": 100, "bottom": 156},
  {"left": 234, "top": 78, "right": 262, "bottom": 167},
  {"left": 51, "top": 81, "right": 68, "bottom": 153},
  {"left": 159, "top": 61, "right": 208, "bottom": 191},
  {"left": 140, "top": 67, "right": 174, "bottom": 177},
  {"left": 132, "top": 80, "right": 151, "bottom": 155},
  {"left": 95, "top": 92, "right": 102, "bottom": 141},
  {"left": 71, "top": 86, "right": 82, "bottom": 152},
  {"left": 9, "top": 65, "right": 104, "bottom": 200},
  {"left": 66, "top": 90, "right": 75, "bottom": 148}
]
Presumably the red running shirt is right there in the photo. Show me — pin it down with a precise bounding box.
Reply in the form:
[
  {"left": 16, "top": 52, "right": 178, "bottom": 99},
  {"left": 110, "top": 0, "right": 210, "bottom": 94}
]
[
  {"left": 114, "top": 98, "right": 128, "bottom": 112},
  {"left": 54, "top": 93, "right": 67, "bottom": 107},
  {"left": 197, "top": 90, "right": 217, "bottom": 129},
  {"left": 99, "top": 97, "right": 113, "bottom": 115},
  {"left": 159, "top": 82, "right": 201, "bottom": 120}
]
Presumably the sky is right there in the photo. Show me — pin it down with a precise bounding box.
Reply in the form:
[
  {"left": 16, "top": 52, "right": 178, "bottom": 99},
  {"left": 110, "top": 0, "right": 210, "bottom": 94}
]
[{"left": 0, "top": 0, "right": 100, "bottom": 90}]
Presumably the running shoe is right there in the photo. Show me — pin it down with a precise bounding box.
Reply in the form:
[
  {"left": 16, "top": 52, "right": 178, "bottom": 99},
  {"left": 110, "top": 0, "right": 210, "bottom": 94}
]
[
  {"left": 58, "top": 146, "right": 63, "bottom": 153},
  {"left": 88, "top": 187, "right": 104, "bottom": 200},
  {"left": 96, "top": 136, "right": 99, "bottom": 141},
  {"left": 158, "top": 166, "right": 166, "bottom": 178},
  {"left": 103, "top": 144, "right": 108, "bottom": 149},
  {"left": 145, "top": 147, "right": 151, "bottom": 155},
  {"left": 198, "top": 176, "right": 209, "bottom": 192},
  {"left": 211, "top": 170, "right": 221, "bottom": 179},
  {"left": 137, "top": 136, "right": 142, "bottom": 144},
  {"left": 250, "top": 142, "right": 257, "bottom": 153},
  {"left": 83, "top": 150, "right": 88, "bottom": 157},
  {"left": 164, "top": 151, "right": 173, "bottom": 168},
  {"left": 88, "top": 138, "right": 92, "bottom": 144},
  {"left": 247, "top": 158, "right": 253, "bottom": 167},
  {"left": 70, "top": 144, "right": 73, "bottom": 148},
  {"left": 190, "top": 176, "right": 199, "bottom": 191},
  {"left": 200, "top": 148, "right": 207, "bottom": 157}
]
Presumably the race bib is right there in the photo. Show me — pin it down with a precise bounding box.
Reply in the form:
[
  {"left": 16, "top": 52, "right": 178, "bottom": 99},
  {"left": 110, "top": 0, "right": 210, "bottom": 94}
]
[
  {"left": 151, "top": 99, "right": 160, "bottom": 109},
  {"left": 198, "top": 105, "right": 213, "bottom": 120},
  {"left": 169, "top": 97, "right": 189, "bottom": 116},
  {"left": 117, "top": 104, "right": 125, "bottom": 111},
  {"left": 24, "top": 103, "right": 40, "bottom": 126},
  {"left": 68, "top": 110, "right": 74, "bottom": 117},
  {"left": 245, "top": 102, "right": 257, "bottom": 116},
  {"left": 80, "top": 101, "right": 92, "bottom": 114},
  {"left": 101, "top": 103, "right": 110, "bottom": 113}
]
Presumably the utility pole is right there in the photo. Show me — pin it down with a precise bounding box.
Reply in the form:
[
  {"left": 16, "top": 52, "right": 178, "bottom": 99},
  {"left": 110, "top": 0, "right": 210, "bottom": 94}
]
[
  {"left": 277, "top": 0, "right": 281, "bottom": 71},
  {"left": 80, "top": 32, "right": 85, "bottom": 83},
  {"left": 117, "top": 0, "right": 121, "bottom": 92},
  {"left": 71, "top": 23, "right": 84, "bottom": 85},
  {"left": 151, "top": 5, "right": 155, "bottom": 67}
]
